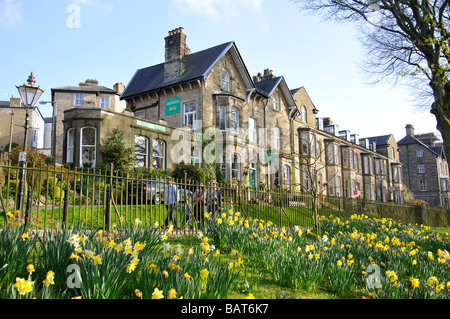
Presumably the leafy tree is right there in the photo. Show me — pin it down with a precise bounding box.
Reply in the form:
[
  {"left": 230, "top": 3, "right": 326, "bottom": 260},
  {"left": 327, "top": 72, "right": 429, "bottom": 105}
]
[
  {"left": 100, "top": 129, "right": 133, "bottom": 172},
  {"left": 292, "top": 0, "right": 450, "bottom": 163},
  {"left": 171, "top": 162, "right": 206, "bottom": 183}
]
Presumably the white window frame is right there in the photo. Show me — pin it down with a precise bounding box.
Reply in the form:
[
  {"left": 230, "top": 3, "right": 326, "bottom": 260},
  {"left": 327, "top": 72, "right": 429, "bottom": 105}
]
[
  {"left": 232, "top": 154, "right": 241, "bottom": 181},
  {"left": 248, "top": 118, "right": 257, "bottom": 143},
  {"left": 134, "top": 135, "right": 148, "bottom": 168},
  {"left": 419, "top": 180, "right": 427, "bottom": 191},
  {"left": 418, "top": 164, "right": 425, "bottom": 174},
  {"left": 417, "top": 150, "right": 424, "bottom": 158},
  {"left": 283, "top": 165, "right": 291, "bottom": 189},
  {"left": 222, "top": 69, "right": 230, "bottom": 91},
  {"left": 100, "top": 96, "right": 110, "bottom": 109},
  {"left": 80, "top": 127, "right": 97, "bottom": 167},
  {"left": 66, "top": 128, "right": 75, "bottom": 164},
  {"left": 273, "top": 127, "right": 281, "bottom": 150},
  {"left": 219, "top": 106, "right": 227, "bottom": 131},
  {"left": 230, "top": 107, "right": 239, "bottom": 134},
  {"left": 183, "top": 101, "right": 196, "bottom": 130},
  {"left": 152, "top": 139, "right": 166, "bottom": 170},
  {"left": 273, "top": 93, "right": 280, "bottom": 111},
  {"left": 75, "top": 93, "right": 84, "bottom": 106},
  {"left": 302, "top": 105, "right": 307, "bottom": 123}
]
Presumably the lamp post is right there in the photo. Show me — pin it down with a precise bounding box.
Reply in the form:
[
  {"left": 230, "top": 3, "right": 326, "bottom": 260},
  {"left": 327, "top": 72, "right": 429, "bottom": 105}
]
[
  {"left": 39, "top": 100, "right": 57, "bottom": 160},
  {"left": 15, "top": 73, "right": 44, "bottom": 221}
]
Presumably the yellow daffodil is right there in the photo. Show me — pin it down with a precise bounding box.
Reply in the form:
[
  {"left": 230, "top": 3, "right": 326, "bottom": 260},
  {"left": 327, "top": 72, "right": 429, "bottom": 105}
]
[
  {"left": 70, "top": 253, "right": 81, "bottom": 262},
  {"left": 21, "top": 233, "right": 29, "bottom": 241},
  {"left": 245, "top": 293, "right": 255, "bottom": 299},
  {"left": 92, "top": 255, "right": 102, "bottom": 265},
  {"left": 184, "top": 272, "right": 192, "bottom": 281},
  {"left": 168, "top": 288, "right": 177, "bottom": 299},
  {"left": 162, "top": 270, "right": 169, "bottom": 278},
  {"left": 135, "top": 289, "right": 143, "bottom": 298},
  {"left": 200, "top": 269, "right": 209, "bottom": 280},
  {"left": 43, "top": 271, "right": 55, "bottom": 287},
  {"left": 26, "top": 264, "right": 35, "bottom": 275},
  {"left": 14, "top": 277, "right": 34, "bottom": 295},
  {"left": 152, "top": 288, "right": 164, "bottom": 299}
]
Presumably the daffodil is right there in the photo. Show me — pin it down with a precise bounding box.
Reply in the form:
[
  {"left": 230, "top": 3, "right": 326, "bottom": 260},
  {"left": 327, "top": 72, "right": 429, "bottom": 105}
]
[
  {"left": 14, "top": 277, "right": 34, "bottom": 295},
  {"left": 43, "top": 271, "right": 55, "bottom": 287},
  {"left": 26, "top": 264, "right": 35, "bottom": 275},
  {"left": 152, "top": 288, "right": 164, "bottom": 299},
  {"left": 168, "top": 288, "right": 177, "bottom": 299},
  {"left": 92, "top": 255, "right": 102, "bottom": 265},
  {"left": 245, "top": 293, "right": 255, "bottom": 299},
  {"left": 135, "top": 289, "right": 143, "bottom": 298},
  {"left": 200, "top": 269, "right": 209, "bottom": 280}
]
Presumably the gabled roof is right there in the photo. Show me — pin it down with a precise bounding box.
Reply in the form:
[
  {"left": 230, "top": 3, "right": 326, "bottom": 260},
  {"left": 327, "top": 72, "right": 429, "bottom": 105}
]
[
  {"left": 364, "top": 134, "right": 393, "bottom": 147},
  {"left": 398, "top": 134, "right": 443, "bottom": 157},
  {"left": 121, "top": 41, "right": 254, "bottom": 100}
]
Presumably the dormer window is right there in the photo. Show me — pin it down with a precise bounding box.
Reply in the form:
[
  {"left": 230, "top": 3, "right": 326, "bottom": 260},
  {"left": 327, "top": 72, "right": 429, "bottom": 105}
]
[{"left": 222, "top": 69, "right": 230, "bottom": 91}]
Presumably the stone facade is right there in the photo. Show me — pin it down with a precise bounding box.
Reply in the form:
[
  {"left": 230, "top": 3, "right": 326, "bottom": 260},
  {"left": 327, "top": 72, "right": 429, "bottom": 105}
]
[
  {"left": 52, "top": 79, "right": 126, "bottom": 164},
  {"left": 63, "top": 107, "right": 176, "bottom": 170},
  {"left": 0, "top": 96, "right": 49, "bottom": 156},
  {"left": 118, "top": 27, "right": 403, "bottom": 202},
  {"left": 398, "top": 125, "right": 450, "bottom": 207}
]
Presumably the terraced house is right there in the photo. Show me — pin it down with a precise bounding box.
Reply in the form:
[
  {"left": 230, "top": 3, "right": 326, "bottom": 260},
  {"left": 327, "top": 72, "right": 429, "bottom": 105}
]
[{"left": 117, "top": 27, "right": 403, "bottom": 202}]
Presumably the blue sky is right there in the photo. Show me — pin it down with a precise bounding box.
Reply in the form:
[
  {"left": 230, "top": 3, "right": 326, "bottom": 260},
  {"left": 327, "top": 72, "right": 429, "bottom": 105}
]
[{"left": 0, "top": 0, "right": 440, "bottom": 142}]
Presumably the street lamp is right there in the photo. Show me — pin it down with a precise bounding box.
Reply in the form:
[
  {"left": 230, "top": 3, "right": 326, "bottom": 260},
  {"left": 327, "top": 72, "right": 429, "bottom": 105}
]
[
  {"left": 40, "top": 100, "right": 57, "bottom": 160},
  {"left": 15, "top": 72, "right": 44, "bottom": 222}
]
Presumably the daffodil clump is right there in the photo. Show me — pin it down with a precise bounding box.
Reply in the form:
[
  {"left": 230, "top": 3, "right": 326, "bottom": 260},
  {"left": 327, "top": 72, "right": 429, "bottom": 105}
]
[{"left": 208, "top": 210, "right": 450, "bottom": 299}]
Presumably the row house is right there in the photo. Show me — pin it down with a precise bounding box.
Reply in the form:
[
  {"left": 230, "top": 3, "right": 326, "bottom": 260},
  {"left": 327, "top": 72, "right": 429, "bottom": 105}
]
[
  {"left": 55, "top": 27, "right": 402, "bottom": 203},
  {"left": 297, "top": 117, "right": 403, "bottom": 203},
  {"left": 118, "top": 27, "right": 403, "bottom": 202},
  {"left": 398, "top": 124, "right": 449, "bottom": 207}
]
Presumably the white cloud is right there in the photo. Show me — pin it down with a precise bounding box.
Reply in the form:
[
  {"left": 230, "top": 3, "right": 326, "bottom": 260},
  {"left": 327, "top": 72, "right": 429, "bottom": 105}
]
[
  {"left": 0, "top": 0, "right": 23, "bottom": 28},
  {"left": 173, "top": 0, "right": 268, "bottom": 28}
]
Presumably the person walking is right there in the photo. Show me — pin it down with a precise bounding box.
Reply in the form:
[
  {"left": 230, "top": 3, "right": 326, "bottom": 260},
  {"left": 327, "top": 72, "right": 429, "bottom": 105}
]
[
  {"left": 193, "top": 183, "right": 206, "bottom": 226},
  {"left": 164, "top": 177, "right": 178, "bottom": 229},
  {"left": 206, "top": 180, "right": 221, "bottom": 221}
]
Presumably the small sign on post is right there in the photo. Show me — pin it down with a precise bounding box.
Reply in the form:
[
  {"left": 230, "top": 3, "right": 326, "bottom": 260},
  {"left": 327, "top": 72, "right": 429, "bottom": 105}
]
[{"left": 19, "top": 152, "right": 26, "bottom": 162}]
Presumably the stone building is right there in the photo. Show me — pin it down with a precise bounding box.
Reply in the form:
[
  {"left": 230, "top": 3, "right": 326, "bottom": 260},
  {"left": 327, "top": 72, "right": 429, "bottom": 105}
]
[
  {"left": 52, "top": 79, "right": 126, "bottom": 164},
  {"left": 117, "top": 27, "right": 403, "bottom": 201},
  {"left": 0, "top": 96, "right": 50, "bottom": 156},
  {"left": 398, "top": 124, "right": 450, "bottom": 207}
]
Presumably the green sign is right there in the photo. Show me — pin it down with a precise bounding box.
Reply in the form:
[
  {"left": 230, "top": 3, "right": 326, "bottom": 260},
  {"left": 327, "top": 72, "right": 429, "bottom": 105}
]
[
  {"left": 136, "top": 120, "right": 167, "bottom": 132},
  {"left": 165, "top": 96, "right": 181, "bottom": 116}
]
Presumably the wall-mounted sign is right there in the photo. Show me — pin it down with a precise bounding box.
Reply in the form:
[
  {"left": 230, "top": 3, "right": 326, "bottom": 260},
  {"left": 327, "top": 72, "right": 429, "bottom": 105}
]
[
  {"left": 165, "top": 96, "right": 181, "bottom": 116},
  {"left": 136, "top": 120, "right": 167, "bottom": 132}
]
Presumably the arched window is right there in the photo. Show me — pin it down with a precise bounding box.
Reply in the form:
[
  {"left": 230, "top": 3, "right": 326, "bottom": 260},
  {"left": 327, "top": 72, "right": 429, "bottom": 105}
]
[
  {"left": 134, "top": 135, "right": 148, "bottom": 167},
  {"left": 152, "top": 139, "right": 166, "bottom": 170},
  {"left": 222, "top": 69, "right": 230, "bottom": 91},
  {"left": 66, "top": 128, "right": 75, "bottom": 164},
  {"left": 80, "top": 127, "right": 96, "bottom": 167},
  {"left": 302, "top": 106, "right": 307, "bottom": 123}
]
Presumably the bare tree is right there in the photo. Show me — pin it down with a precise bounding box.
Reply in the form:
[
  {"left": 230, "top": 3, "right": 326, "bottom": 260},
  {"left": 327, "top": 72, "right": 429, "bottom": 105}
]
[{"left": 292, "top": 0, "right": 450, "bottom": 161}]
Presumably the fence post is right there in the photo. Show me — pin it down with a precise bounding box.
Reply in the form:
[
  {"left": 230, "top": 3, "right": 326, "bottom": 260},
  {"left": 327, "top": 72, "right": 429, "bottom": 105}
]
[
  {"left": 24, "top": 185, "right": 32, "bottom": 228},
  {"left": 105, "top": 184, "right": 111, "bottom": 232},
  {"left": 62, "top": 184, "right": 68, "bottom": 228}
]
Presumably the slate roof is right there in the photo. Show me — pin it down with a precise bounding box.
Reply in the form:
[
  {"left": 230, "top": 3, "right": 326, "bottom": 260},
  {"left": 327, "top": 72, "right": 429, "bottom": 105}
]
[
  {"left": 52, "top": 85, "right": 117, "bottom": 94},
  {"left": 398, "top": 134, "right": 442, "bottom": 157},
  {"left": 254, "top": 77, "right": 283, "bottom": 96},
  {"left": 121, "top": 41, "right": 236, "bottom": 100},
  {"left": 364, "top": 134, "right": 392, "bottom": 147}
]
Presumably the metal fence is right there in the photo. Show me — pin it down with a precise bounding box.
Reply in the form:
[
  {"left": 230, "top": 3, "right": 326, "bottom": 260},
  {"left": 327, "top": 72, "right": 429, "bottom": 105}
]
[{"left": 1, "top": 160, "right": 449, "bottom": 235}]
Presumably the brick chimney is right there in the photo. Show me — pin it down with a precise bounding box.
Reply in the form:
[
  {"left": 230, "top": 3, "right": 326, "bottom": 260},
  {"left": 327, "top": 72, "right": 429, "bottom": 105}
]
[
  {"left": 164, "top": 27, "right": 190, "bottom": 80},
  {"left": 9, "top": 96, "right": 21, "bottom": 107},
  {"left": 406, "top": 124, "right": 414, "bottom": 136}
]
